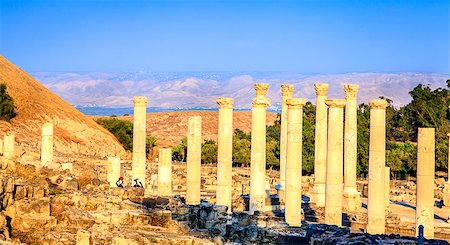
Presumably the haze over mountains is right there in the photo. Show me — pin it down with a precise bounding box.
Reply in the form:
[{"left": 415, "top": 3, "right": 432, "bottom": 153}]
[{"left": 34, "top": 71, "right": 449, "bottom": 110}]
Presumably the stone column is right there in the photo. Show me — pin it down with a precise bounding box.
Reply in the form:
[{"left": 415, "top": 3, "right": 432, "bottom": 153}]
[
  {"left": 187, "top": 116, "right": 202, "bottom": 204},
  {"left": 40, "top": 122, "right": 54, "bottom": 166},
  {"left": 278, "top": 84, "right": 294, "bottom": 203},
  {"left": 132, "top": 96, "right": 148, "bottom": 185},
  {"left": 367, "top": 99, "right": 388, "bottom": 235},
  {"left": 416, "top": 128, "right": 435, "bottom": 239},
  {"left": 385, "top": 167, "right": 390, "bottom": 208},
  {"left": 343, "top": 84, "right": 361, "bottom": 212},
  {"left": 324, "top": 99, "right": 345, "bottom": 226},
  {"left": 107, "top": 157, "right": 121, "bottom": 187},
  {"left": 3, "top": 133, "right": 14, "bottom": 159},
  {"left": 311, "top": 83, "right": 328, "bottom": 207},
  {"left": 285, "top": 98, "right": 307, "bottom": 226},
  {"left": 250, "top": 83, "right": 270, "bottom": 214},
  {"left": 0, "top": 138, "right": 3, "bottom": 156},
  {"left": 158, "top": 148, "right": 172, "bottom": 196},
  {"left": 216, "top": 98, "right": 234, "bottom": 211}
]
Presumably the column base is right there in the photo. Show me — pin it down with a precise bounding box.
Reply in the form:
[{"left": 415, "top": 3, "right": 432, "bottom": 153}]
[
  {"left": 310, "top": 184, "right": 325, "bottom": 207},
  {"left": 343, "top": 190, "right": 362, "bottom": 212}
]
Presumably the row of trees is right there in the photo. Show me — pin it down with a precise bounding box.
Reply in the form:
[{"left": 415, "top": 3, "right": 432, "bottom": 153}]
[
  {"left": 99, "top": 80, "right": 450, "bottom": 177},
  {"left": 0, "top": 84, "right": 16, "bottom": 122}
]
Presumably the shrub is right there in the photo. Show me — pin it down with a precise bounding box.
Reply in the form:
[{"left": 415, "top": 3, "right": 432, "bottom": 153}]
[
  {"left": 0, "top": 83, "right": 16, "bottom": 121},
  {"left": 97, "top": 118, "right": 133, "bottom": 150}
]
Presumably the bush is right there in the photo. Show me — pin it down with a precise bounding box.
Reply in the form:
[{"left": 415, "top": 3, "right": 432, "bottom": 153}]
[
  {"left": 0, "top": 83, "right": 16, "bottom": 121},
  {"left": 201, "top": 139, "right": 217, "bottom": 164},
  {"left": 97, "top": 118, "right": 133, "bottom": 150}
]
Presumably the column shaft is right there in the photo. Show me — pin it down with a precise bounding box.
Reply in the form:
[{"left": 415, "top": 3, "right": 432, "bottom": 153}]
[
  {"left": 158, "top": 148, "right": 172, "bottom": 196},
  {"left": 343, "top": 84, "right": 361, "bottom": 211},
  {"left": 311, "top": 84, "right": 328, "bottom": 207},
  {"left": 3, "top": 134, "right": 14, "bottom": 159},
  {"left": 416, "top": 128, "right": 435, "bottom": 238},
  {"left": 285, "top": 98, "right": 306, "bottom": 226},
  {"left": 107, "top": 157, "right": 121, "bottom": 187},
  {"left": 41, "top": 122, "right": 54, "bottom": 166},
  {"left": 132, "top": 96, "right": 148, "bottom": 185},
  {"left": 216, "top": 98, "right": 234, "bottom": 211},
  {"left": 367, "top": 99, "right": 388, "bottom": 234},
  {"left": 385, "top": 167, "right": 390, "bottom": 208},
  {"left": 187, "top": 116, "right": 202, "bottom": 204},
  {"left": 279, "top": 84, "right": 294, "bottom": 203},
  {"left": 324, "top": 99, "right": 345, "bottom": 226},
  {"left": 250, "top": 83, "right": 270, "bottom": 214}
]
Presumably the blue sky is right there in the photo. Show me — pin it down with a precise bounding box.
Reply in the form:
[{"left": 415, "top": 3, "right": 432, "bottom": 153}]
[{"left": 0, "top": 0, "right": 449, "bottom": 73}]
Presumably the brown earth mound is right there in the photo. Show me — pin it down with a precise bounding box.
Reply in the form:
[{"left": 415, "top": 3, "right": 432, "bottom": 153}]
[
  {"left": 0, "top": 55, "right": 124, "bottom": 157},
  {"left": 110, "top": 110, "right": 278, "bottom": 148}
]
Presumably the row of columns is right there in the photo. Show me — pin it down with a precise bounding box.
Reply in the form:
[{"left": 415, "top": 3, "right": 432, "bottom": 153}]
[{"left": 115, "top": 87, "right": 436, "bottom": 239}]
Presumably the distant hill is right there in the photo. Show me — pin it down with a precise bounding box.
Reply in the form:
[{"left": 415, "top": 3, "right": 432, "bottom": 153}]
[
  {"left": 34, "top": 71, "right": 449, "bottom": 109},
  {"left": 0, "top": 55, "right": 125, "bottom": 157},
  {"left": 94, "top": 111, "right": 278, "bottom": 148}
]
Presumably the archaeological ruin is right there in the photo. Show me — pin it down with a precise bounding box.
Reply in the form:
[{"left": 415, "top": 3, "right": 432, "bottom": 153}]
[{"left": 1, "top": 76, "right": 450, "bottom": 244}]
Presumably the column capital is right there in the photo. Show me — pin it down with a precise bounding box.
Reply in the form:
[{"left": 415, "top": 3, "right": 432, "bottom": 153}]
[
  {"left": 314, "top": 83, "right": 329, "bottom": 96},
  {"left": 252, "top": 97, "right": 271, "bottom": 108},
  {"left": 286, "top": 98, "right": 307, "bottom": 109},
  {"left": 134, "top": 96, "right": 148, "bottom": 106},
  {"left": 343, "top": 84, "right": 359, "bottom": 99},
  {"left": 325, "top": 99, "right": 345, "bottom": 108},
  {"left": 254, "top": 83, "right": 269, "bottom": 98},
  {"left": 281, "top": 84, "right": 294, "bottom": 98},
  {"left": 369, "top": 99, "right": 388, "bottom": 109},
  {"left": 216, "top": 97, "right": 234, "bottom": 109}
]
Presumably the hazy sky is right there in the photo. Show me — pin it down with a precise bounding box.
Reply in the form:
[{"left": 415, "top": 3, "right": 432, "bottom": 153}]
[{"left": 0, "top": 0, "right": 449, "bottom": 73}]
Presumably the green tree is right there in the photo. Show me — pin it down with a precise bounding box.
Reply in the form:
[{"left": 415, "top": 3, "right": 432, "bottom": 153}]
[
  {"left": 0, "top": 84, "right": 16, "bottom": 121},
  {"left": 357, "top": 103, "right": 370, "bottom": 175},
  {"left": 302, "top": 101, "right": 316, "bottom": 173},
  {"left": 201, "top": 139, "right": 217, "bottom": 164},
  {"left": 97, "top": 118, "right": 133, "bottom": 150},
  {"left": 146, "top": 135, "right": 158, "bottom": 160},
  {"left": 172, "top": 136, "right": 187, "bottom": 162},
  {"left": 232, "top": 128, "right": 251, "bottom": 166}
]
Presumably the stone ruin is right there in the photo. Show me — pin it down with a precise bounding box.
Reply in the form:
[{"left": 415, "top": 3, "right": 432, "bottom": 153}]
[{"left": 1, "top": 83, "right": 450, "bottom": 244}]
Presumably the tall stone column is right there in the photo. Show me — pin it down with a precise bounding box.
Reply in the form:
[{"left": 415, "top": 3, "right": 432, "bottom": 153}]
[
  {"left": 367, "top": 99, "right": 388, "bottom": 235},
  {"left": 416, "top": 128, "right": 435, "bottom": 239},
  {"left": 3, "top": 133, "right": 15, "bottom": 159},
  {"left": 385, "top": 167, "right": 390, "bottom": 208},
  {"left": 107, "top": 157, "right": 121, "bottom": 187},
  {"left": 158, "top": 148, "right": 172, "bottom": 196},
  {"left": 132, "top": 96, "right": 148, "bottom": 185},
  {"left": 285, "top": 98, "right": 307, "bottom": 226},
  {"left": 311, "top": 83, "right": 328, "bottom": 207},
  {"left": 216, "top": 98, "right": 234, "bottom": 211},
  {"left": 343, "top": 84, "right": 361, "bottom": 211},
  {"left": 187, "top": 116, "right": 202, "bottom": 204},
  {"left": 41, "top": 122, "right": 54, "bottom": 166},
  {"left": 250, "top": 83, "right": 270, "bottom": 214},
  {"left": 324, "top": 99, "right": 345, "bottom": 226},
  {"left": 279, "top": 84, "right": 294, "bottom": 203}
]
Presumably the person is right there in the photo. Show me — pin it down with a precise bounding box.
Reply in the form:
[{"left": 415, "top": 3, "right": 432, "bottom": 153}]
[
  {"left": 116, "top": 176, "right": 124, "bottom": 188},
  {"left": 133, "top": 178, "right": 143, "bottom": 188}
]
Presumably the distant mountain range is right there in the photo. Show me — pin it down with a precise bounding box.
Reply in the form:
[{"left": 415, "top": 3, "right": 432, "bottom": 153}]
[{"left": 33, "top": 71, "right": 449, "bottom": 110}]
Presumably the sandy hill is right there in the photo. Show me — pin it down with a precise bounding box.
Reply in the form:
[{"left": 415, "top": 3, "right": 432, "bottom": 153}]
[
  {"left": 106, "top": 110, "right": 278, "bottom": 148},
  {"left": 0, "top": 55, "right": 124, "bottom": 157}
]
